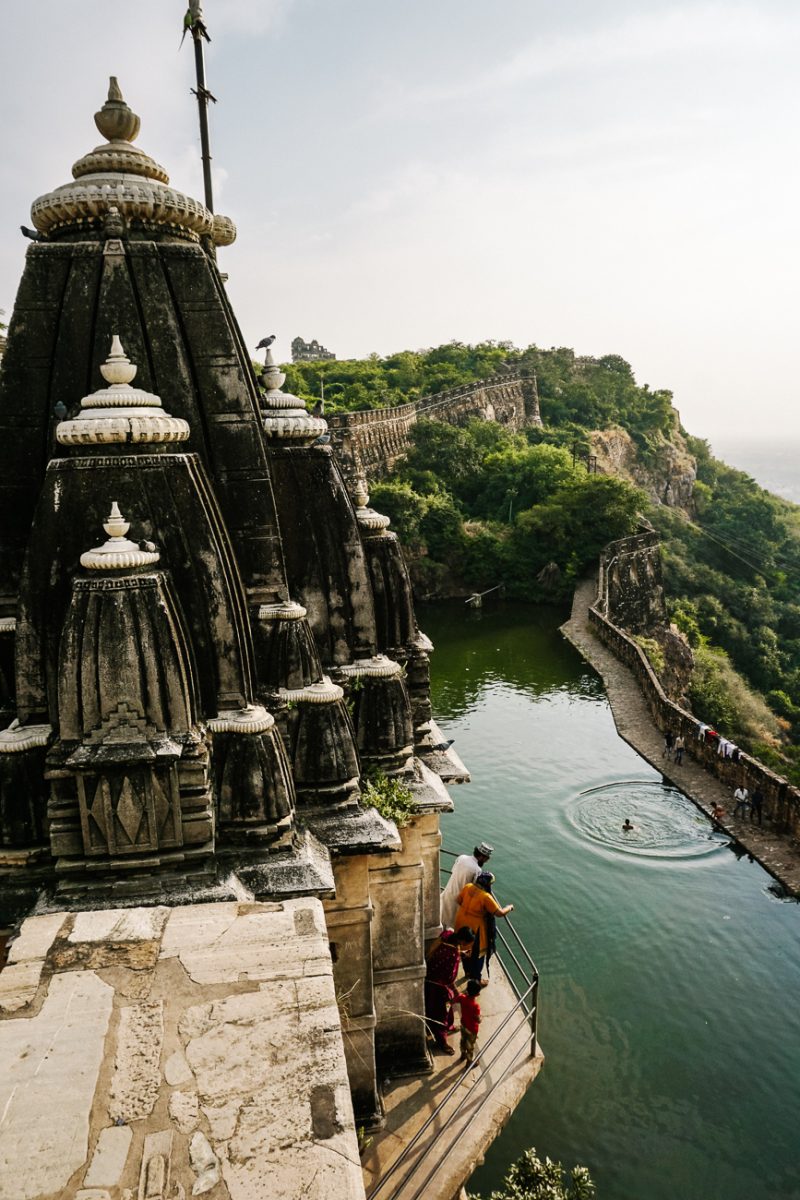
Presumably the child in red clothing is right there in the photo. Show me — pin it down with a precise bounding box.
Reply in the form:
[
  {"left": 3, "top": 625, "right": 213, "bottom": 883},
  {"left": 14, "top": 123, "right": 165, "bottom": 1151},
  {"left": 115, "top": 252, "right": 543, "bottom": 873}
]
[{"left": 454, "top": 979, "right": 482, "bottom": 1065}]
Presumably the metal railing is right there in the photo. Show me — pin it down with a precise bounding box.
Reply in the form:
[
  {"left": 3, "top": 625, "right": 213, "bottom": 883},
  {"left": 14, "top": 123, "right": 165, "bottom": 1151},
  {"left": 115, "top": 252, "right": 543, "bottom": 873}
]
[{"left": 365, "top": 851, "right": 541, "bottom": 1200}]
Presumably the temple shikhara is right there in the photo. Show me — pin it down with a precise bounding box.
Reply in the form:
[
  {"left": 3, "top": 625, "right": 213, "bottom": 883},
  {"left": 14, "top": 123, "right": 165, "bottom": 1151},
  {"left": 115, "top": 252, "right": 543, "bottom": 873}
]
[{"left": 0, "top": 74, "right": 539, "bottom": 1200}]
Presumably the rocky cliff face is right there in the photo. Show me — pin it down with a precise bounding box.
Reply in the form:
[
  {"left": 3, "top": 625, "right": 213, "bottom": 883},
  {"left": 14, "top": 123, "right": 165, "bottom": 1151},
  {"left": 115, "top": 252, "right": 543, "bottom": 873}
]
[{"left": 590, "top": 412, "right": 696, "bottom": 514}]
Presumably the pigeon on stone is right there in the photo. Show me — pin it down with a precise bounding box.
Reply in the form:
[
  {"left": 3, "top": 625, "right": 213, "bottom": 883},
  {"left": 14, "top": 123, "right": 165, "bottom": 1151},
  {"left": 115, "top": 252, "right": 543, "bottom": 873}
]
[
  {"left": 432, "top": 739, "right": 455, "bottom": 752},
  {"left": 53, "top": 401, "right": 67, "bottom": 420},
  {"left": 256, "top": 335, "right": 276, "bottom": 351},
  {"left": 20, "top": 225, "right": 41, "bottom": 241}
]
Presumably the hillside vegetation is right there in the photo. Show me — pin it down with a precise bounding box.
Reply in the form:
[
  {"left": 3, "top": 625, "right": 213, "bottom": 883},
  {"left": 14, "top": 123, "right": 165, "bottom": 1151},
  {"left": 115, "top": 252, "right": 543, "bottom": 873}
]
[{"left": 284, "top": 340, "right": 800, "bottom": 781}]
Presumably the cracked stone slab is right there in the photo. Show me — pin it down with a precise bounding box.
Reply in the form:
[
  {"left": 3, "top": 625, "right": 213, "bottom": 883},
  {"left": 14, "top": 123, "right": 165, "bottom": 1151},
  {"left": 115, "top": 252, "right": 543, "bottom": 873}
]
[
  {"left": 70, "top": 906, "right": 170, "bottom": 944},
  {"left": 6, "top": 913, "right": 66, "bottom": 963},
  {"left": 0, "top": 960, "right": 44, "bottom": 1012},
  {"left": 84, "top": 1124, "right": 133, "bottom": 1188},
  {"left": 0, "top": 971, "right": 113, "bottom": 1200},
  {"left": 109, "top": 1000, "right": 164, "bottom": 1122},
  {"left": 159, "top": 902, "right": 240, "bottom": 959},
  {"left": 172, "top": 903, "right": 333, "bottom": 986}
]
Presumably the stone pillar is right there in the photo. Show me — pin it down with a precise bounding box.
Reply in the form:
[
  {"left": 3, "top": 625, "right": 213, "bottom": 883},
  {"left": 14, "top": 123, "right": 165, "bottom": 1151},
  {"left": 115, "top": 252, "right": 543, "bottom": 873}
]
[
  {"left": 323, "top": 855, "right": 382, "bottom": 1125},
  {"left": 369, "top": 816, "right": 430, "bottom": 1078},
  {"left": 522, "top": 371, "right": 544, "bottom": 427}
]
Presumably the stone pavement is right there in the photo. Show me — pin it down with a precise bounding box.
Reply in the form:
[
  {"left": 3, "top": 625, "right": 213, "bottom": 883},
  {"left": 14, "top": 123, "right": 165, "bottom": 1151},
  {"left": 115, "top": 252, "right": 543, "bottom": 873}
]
[
  {"left": 0, "top": 899, "right": 365, "bottom": 1200},
  {"left": 562, "top": 579, "right": 800, "bottom": 897},
  {"left": 361, "top": 962, "right": 542, "bottom": 1200}
]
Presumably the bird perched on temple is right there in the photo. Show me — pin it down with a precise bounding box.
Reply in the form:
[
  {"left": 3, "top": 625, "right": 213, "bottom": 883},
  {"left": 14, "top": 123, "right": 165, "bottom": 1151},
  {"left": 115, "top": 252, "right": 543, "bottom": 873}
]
[
  {"left": 180, "top": 1, "right": 210, "bottom": 47},
  {"left": 53, "top": 401, "right": 67, "bottom": 420},
  {"left": 432, "top": 739, "right": 455, "bottom": 752},
  {"left": 20, "top": 225, "right": 41, "bottom": 241},
  {"left": 256, "top": 335, "right": 276, "bottom": 351}
]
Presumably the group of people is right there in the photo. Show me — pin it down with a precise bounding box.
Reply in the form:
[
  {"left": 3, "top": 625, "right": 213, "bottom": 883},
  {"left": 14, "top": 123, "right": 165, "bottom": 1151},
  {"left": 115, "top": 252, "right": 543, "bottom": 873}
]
[{"left": 424, "top": 841, "right": 514, "bottom": 1065}]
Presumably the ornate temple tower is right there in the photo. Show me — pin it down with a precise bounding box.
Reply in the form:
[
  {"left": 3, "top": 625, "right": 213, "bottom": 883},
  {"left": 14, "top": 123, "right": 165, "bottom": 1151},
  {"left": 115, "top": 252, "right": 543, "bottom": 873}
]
[{"left": 0, "top": 80, "right": 462, "bottom": 1123}]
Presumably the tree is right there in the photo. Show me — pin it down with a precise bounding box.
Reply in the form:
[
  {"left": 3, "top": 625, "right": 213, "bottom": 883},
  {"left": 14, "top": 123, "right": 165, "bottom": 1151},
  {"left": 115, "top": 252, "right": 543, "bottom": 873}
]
[{"left": 476, "top": 1147, "right": 595, "bottom": 1200}]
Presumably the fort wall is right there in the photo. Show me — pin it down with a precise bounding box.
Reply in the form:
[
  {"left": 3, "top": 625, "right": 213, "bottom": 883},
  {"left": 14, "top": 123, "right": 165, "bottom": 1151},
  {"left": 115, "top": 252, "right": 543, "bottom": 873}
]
[{"left": 327, "top": 371, "right": 542, "bottom": 480}]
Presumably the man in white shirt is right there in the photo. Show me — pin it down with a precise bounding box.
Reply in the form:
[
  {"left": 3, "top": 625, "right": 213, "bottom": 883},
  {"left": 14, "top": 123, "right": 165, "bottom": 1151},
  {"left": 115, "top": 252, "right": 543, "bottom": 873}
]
[
  {"left": 440, "top": 842, "right": 494, "bottom": 929},
  {"left": 733, "top": 785, "right": 750, "bottom": 819}
]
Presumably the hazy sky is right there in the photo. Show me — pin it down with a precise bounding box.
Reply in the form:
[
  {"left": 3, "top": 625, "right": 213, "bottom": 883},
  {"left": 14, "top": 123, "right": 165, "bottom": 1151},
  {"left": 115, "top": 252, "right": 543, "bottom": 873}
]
[{"left": 1, "top": 1, "right": 798, "bottom": 440}]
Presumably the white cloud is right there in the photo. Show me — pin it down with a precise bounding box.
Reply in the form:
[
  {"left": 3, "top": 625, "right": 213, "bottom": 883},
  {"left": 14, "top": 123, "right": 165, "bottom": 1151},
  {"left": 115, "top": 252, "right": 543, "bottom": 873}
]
[{"left": 371, "top": 3, "right": 800, "bottom": 118}]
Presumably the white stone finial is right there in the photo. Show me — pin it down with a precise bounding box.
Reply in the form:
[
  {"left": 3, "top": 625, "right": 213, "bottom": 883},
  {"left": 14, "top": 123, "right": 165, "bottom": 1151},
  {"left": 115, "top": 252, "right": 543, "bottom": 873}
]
[
  {"left": 80, "top": 505, "right": 160, "bottom": 571},
  {"left": 56, "top": 333, "right": 191, "bottom": 447},
  {"left": 350, "top": 476, "right": 391, "bottom": 533},
  {"left": 100, "top": 336, "right": 138, "bottom": 387},
  {"left": 103, "top": 501, "right": 129, "bottom": 539}
]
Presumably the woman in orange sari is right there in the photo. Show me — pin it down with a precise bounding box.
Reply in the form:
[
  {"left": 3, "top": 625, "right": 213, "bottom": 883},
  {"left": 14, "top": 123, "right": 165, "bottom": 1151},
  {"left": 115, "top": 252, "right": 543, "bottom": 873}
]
[{"left": 454, "top": 871, "right": 514, "bottom": 984}]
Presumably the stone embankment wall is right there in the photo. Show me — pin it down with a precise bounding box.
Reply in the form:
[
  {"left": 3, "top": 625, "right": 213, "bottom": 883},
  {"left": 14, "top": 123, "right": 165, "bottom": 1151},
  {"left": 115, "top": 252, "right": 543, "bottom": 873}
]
[
  {"left": 327, "top": 371, "right": 542, "bottom": 479},
  {"left": 591, "top": 537, "right": 800, "bottom": 838}
]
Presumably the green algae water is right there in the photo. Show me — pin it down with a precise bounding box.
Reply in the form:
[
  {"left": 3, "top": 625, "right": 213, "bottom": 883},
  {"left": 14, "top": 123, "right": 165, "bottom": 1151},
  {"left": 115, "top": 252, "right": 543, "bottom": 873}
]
[{"left": 421, "top": 603, "right": 800, "bottom": 1200}]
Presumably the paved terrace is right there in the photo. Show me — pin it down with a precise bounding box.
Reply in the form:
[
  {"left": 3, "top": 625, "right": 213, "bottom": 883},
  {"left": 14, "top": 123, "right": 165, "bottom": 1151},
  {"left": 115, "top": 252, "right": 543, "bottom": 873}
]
[
  {"left": 361, "top": 961, "right": 543, "bottom": 1200},
  {"left": 0, "top": 899, "right": 365, "bottom": 1200},
  {"left": 562, "top": 578, "right": 800, "bottom": 897}
]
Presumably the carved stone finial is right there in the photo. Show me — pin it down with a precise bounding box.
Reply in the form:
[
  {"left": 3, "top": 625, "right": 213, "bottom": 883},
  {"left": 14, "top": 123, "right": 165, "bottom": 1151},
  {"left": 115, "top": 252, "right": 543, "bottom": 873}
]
[
  {"left": 94, "top": 77, "right": 141, "bottom": 144},
  {"left": 56, "top": 334, "right": 190, "bottom": 446},
  {"left": 259, "top": 346, "right": 328, "bottom": 444},
  {"left": 351, "top": 476, "right": 391, "bottom": 533},
  {"left": 80, "top": 505, "right": 160, "bottom": 571},
  {"left": 103, "top": 501, "right": 129, "bottom": 539}
]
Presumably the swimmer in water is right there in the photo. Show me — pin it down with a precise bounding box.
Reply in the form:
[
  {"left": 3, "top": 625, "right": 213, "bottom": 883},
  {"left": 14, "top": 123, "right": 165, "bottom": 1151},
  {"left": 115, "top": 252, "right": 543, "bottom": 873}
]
[{"left": 622, "top": 818, "right": 635, "bottom": 832}]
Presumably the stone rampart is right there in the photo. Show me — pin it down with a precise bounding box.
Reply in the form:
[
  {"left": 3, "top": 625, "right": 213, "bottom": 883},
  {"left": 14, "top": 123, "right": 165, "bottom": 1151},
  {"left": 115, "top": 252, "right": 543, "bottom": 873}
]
[
  {"left": 589, "top": 544, "right": 800, "bottom": 839},
  {"left": 327, "top": 371, "right": 542, "bottom": 479}
]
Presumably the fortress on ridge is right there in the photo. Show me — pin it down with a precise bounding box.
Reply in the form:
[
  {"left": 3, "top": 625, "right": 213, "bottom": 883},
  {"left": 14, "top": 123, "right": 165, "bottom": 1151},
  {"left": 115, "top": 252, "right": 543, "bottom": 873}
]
[{"left": 0, "top": 80, "right": 540, "bottom": 1200}]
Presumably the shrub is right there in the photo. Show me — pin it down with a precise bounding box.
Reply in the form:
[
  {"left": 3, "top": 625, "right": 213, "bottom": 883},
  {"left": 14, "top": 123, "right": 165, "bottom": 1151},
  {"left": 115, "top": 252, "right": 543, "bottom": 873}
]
[{"left": 361, "top": 770, "right": 416, "bottom": 828}]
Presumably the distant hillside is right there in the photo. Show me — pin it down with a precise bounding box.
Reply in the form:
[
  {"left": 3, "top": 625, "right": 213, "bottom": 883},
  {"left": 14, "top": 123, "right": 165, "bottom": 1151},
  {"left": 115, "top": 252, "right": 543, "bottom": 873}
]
[{"left": 286, "top": 340, "right": 800, "bottom": 784}]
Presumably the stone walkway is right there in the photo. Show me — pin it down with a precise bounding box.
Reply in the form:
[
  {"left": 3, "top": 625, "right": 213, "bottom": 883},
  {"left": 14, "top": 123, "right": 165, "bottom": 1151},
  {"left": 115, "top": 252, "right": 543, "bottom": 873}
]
[
  {"left": 562, "top": 579, "right": 800, "bottom": 898},
  {"left": 361, "top": 962, "right": 542, "bottom": 1200}
]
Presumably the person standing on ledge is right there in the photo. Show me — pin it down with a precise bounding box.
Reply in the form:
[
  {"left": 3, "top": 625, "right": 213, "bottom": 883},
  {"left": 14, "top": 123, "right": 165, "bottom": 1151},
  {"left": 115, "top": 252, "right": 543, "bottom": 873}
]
[
  {"left": 455, "top": 871, "right": 513, "bottom": 985},
  {"left": 663, "top": 730, "right": 675, "bottom": 760},
  {"left": 440, "top": 841, "right": 493, "bottom": 929},
  {"left": 674, "top": 734, "right": 685, "bottom": 765},
  {"left": 733, "top": 784, "right": 750, "bottom": 819}
]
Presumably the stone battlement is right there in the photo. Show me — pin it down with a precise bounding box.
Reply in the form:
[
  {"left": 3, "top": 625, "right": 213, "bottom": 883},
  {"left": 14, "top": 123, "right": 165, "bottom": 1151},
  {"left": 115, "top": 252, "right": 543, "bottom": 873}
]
[{"left": 327, "top": 370, "right": 542, "bottom": 479}]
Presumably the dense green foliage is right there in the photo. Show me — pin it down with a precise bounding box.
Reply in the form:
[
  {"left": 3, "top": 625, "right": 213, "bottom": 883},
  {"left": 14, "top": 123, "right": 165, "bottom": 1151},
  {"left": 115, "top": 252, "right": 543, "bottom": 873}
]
[
  {"left": 475, "top": 1147, "right": 595, "bottom": 1200},
  {"left": 278, "top": 340, "right": 674, "bottom": 443},
  {"left": 280, "top": 342, "right": 514, "bottom": 413},
  {"left": 371, "top": 421, "right": 643, "bottom": 601},
  {"left": 647, "top": 439, "right": 800, "bottom": 777}
]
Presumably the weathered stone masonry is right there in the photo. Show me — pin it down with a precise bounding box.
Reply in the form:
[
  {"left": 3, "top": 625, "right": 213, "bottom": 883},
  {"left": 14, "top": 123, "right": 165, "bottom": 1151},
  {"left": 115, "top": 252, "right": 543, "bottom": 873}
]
[{"left": 327, "top": 371, "right": 543, "bottom": 481}]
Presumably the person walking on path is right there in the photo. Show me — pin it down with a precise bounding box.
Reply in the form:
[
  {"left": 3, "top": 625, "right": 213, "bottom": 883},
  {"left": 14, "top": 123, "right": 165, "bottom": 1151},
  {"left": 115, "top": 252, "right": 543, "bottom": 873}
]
[
  {"left": 440, "top": 842, "right": 493, "bottom": 929},
  {"left": 455, "top": 871, "right": 513, "bottom": 984},
  {"left": 750, "top": 787, "right": 765, "bottom": 826},
  {"left": 674, "top": 734, "right": 685, "bottom": 765},
  {"left": 453, "top": 979, "right": 482, "bottom": 1066},
  {"left": 663, "top": 730, "right": 675, "bottom": 760},
  {"left": 733, "top": 785, "right": 750, "bottom": 819},
  {"left": 424, "top": 926, "right": 476, "bottom": 1054}
]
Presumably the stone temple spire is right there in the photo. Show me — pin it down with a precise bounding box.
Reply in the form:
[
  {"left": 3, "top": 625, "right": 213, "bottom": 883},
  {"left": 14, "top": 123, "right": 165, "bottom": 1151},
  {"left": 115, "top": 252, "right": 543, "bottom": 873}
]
[{"left": 30, "top": 78, "right": 235, "bottom": 247}]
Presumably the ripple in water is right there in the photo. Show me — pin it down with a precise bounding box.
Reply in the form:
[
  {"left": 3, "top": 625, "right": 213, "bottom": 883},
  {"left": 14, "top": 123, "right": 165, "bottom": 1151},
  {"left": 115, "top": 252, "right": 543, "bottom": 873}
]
[{"left": 567, "top": 780, "right": 729, "bottom": 859}]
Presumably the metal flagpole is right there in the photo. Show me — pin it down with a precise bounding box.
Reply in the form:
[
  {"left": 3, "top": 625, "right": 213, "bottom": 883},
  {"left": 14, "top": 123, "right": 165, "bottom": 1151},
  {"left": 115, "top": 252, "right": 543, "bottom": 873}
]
[{"left": 184, "top": 1, "right": 216, "bottom": 212}]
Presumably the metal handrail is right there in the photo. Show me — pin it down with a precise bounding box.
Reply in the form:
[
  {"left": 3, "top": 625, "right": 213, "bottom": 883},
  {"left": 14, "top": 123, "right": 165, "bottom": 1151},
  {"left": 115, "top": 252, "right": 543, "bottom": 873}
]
[
  {"left": 366, "top": 981, "right": 537, "bottom": 1200},
  {"left": 403, "top": 1008, "right": 537, "bottom": 1200}
]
